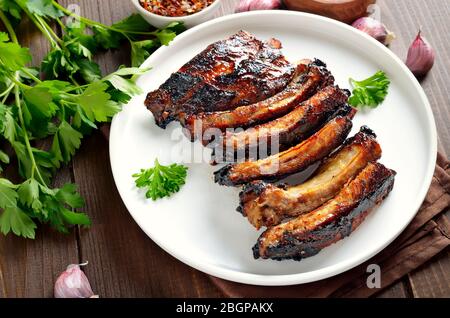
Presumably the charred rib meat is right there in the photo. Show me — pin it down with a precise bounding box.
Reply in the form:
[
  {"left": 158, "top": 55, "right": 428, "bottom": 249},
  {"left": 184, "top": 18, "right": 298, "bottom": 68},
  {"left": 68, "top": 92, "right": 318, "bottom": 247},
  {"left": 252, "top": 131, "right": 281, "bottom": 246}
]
[
  {"left": 239, "top": 126, "right": 382, "bottom": 229},
  {"left": 214, "top": 115, "right": 353, "bottom": 186},
  {"left": 253, "top": 162, "right": 396, "bottom": 261},
  {"left": 145, "top": 30, "right": 295, "bottom": 128},
  {"left": 212, "top": 85, "right": 350, "bottom": 161},
  {"left": 184, "top": 59, "right": 334, "bottom": 142}
]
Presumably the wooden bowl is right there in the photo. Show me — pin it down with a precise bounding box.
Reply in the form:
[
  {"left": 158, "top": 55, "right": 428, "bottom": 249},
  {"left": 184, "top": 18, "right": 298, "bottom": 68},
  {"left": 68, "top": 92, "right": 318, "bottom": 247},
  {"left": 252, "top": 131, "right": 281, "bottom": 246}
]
[{"left": 283, "top": 0, "right": 376, "bottom": 24}]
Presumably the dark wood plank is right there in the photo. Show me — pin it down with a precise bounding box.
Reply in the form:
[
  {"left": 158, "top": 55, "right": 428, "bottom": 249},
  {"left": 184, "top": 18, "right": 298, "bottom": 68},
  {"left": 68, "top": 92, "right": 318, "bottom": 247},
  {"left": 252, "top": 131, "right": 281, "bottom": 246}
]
[
  {"left": 0, "top": 17, "right": 79, "bottom": 298},
  {"left": 409, "top": 249, "right": 450, "bottom": 298},
  {"left": 377, "top": 0, "right": 450, "bottom": 298},
  {"left": 374, "top": 279, "right": 411, "bottom": 298}
]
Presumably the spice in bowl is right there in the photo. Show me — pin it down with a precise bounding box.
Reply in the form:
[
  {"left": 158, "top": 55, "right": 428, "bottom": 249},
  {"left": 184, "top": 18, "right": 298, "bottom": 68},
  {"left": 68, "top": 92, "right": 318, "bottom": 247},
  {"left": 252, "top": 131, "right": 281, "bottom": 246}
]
[{"left": 139, "top": 0, "right": 216, "bottom": 17}]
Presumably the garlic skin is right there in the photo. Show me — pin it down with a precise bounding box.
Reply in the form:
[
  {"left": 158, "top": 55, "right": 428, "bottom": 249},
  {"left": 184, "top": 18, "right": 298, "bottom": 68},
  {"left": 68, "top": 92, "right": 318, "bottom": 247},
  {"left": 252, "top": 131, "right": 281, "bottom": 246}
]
[
  {"left": 406, "top": 30, "right": 435, "bottom": 77},
  {"left": 236, "top": 0, "right": 281, "bottom": 13},
  {"left": 352, "top": 17, "right": 395, "bottom": 46},
  {"left": 54, "top": 264, "right": 97, "bottom": 298}
]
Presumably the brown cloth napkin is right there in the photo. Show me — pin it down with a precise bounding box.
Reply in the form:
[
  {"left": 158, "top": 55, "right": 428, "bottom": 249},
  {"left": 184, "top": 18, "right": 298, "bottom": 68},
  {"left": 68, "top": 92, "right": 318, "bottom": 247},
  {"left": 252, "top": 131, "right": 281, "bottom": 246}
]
[
  {"left": 210, "top": 153, "right": 450, "bottom": 297},
  {"left": 101, "top": 125, "right": 449, "bottom": 297}
]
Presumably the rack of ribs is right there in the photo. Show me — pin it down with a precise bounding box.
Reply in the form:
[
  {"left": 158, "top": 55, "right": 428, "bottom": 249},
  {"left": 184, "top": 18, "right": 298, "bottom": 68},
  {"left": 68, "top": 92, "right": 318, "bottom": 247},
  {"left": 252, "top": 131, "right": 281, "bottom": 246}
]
[
  {"left": 145, "top": 30, "right": 296, "bottom": 128},
  {"left": 238, "top": 126, "right": 382, "bottom": 229},
  {"left": 183, "top": 59, "right": 334, "bottom": 143},
  {"left": 253, "top": 162, "right": 396, "bottom": 261},
  {"left": 214, "top": 115, "right": 353, "bottom": 186},
  {"left": 210, "top": 86, "right": 350, "bottom": 162}
]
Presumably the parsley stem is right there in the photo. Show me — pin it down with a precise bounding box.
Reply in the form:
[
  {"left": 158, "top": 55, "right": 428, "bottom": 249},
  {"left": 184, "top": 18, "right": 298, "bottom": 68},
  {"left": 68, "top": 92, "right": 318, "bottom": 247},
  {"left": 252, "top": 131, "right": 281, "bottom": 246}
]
[
  {"left": 63, "top": 84, "right": 90, "bottom": 92},
  {"left": 1, "top": 91, "right": 12, "bottom": 104},
  {"left": 36, "top": 15, "right": 63, "bottom": 46},
  {"left": 21, "top": 68, "right": 42, "bottom": 84},
  {"left": 0, "top": 10, "right": 18, "bottom": 44},
  {"left": 55, "top": 17, "right": 66, "bottom": 31},
  {"left": 9, "top": 76, "right": 32, "bottom": 89},
  {"left": 16, "top": 1, "right": 61, "bottom": 49},
  {"left": 0, "top": 83, "right": 15, "bottom": 98},
  {"left": 14, "top": 84, "right": 46, "bottom": 185}
]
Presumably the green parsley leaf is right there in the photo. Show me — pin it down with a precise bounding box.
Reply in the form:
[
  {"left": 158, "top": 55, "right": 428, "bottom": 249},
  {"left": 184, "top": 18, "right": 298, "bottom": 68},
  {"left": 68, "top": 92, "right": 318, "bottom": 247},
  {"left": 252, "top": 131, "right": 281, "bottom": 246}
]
[
  {"left": 0, "top": 102, "right": 6, "bottom": 133},
  {"left": 35, "top": 80, "right": 73, "bottom": 99},
  {"left": 41, "top": 49, "right": 77, "bottom": 79},
  {"left": 111, "top": 13, "right": 150, "bottom": 34},
  {"left": 2, "top": 108, "right": 17, "bottom": 143},
  {"left": 348, "top": 71, "right": 390, "bottom": 108},
  {"left": 17, "top": 178, "right": 41, "bottom": 210},
  {"left": 0, "top": 149, "right": 9, "bottom": 164},
  {"left": 0, "top": 178, "right": 18, "bottom": 209},
  {"left": 60, "top": 208, "right": 90, "bottom": 226},
  {"left": 55, "top": 183, "right": 85, "bottom": 209},
  {"left": 18, "top": 0, "right": 63, "bottom": 19},
  {"left": 73, "top": 81, "right": 121, "bottom": 123},
  {"left": 107, "top": 66, "right": 150, "bottom": 77},
  {"left": 65, "top": 37, "right": 92, "bottom": 60},
  {"left": 155, "top": 29, "right": 177, "bottom": 46},
  {"left": 19, "top": 67, "right": 40, "bottom": 83},
  {"left": 93, "top": 25, "right": 123, "bottom": 50},
  {"left": 77, "top": 59, "right": 102, "bottom": 83},
  {"left": 0, "top": 32, "right": 32, "bottom": 72},
  {"left": 131, "top": 39, "right": 158, "bottom": 67},
  {"left": 22, "top": 86, "right": 59, "bottom": 137},
  {"left": 163, "top": 21, "right": 186, "bottom": 34},
  {"left": 65, "top": 21, "right": 97, "bottom": 53},
  {"left": 0, "top": 205, "right": 36, "bottom": 239},
  {"left": 12, "top": 142, "right": 54, "bottom": 185},
  {"left": 103, "top": 67, "right": 148, "bottom": 95},
  {"left": 133, "top": 159, "right": 188, "bottom": 201},
  {"left": 51, "top": 121, "right": 83, "bottom": 166},
  {"left": 107, "top": 89, "right": 132, "bottom": 105},
  {"left": 23, "top": 86, "right": 58, "bottom": 118},
  {"left": 0, "top": 0, "right": 22, "bottom": 19},
  {"left": 39, "top": 195, "right": 88, "bottom": 233},
  {"left": 104, "top": 74, "right": 142, "bottom": 96}
]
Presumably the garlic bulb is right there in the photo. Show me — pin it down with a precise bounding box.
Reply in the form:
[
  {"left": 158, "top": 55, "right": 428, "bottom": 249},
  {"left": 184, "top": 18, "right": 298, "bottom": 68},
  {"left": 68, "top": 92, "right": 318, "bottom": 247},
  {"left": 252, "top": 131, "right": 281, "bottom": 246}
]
[
  {"left": 352, "top": 17, "right": 395, "bottom": 46},
  {"left": 54, "top": 263, "right": 97, "bottom": 298},
  {"left": 406, "top": 30, "right": 435, "bottom": 77},
  {"left": 236, "top": 0, "right": 281, "bottom": 13}
]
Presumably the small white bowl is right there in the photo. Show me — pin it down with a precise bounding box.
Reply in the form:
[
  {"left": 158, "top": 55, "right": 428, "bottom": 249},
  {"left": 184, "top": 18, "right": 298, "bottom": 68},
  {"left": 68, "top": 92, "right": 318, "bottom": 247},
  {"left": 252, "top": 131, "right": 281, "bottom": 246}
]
[{"left": 131, "top": 0, "right": 223, "bottom": 29}]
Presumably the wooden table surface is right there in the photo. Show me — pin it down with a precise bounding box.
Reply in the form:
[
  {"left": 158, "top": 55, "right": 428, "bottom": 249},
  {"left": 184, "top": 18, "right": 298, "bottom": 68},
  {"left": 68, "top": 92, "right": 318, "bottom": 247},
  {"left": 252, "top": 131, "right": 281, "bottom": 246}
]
[{"left": 0, "top": 0, "right": 449, "bottom": 298}]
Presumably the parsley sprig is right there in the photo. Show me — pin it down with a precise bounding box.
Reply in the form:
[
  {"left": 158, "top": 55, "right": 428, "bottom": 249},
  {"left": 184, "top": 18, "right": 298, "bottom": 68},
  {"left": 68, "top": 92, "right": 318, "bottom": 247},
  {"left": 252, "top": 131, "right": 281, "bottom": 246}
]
[
  {"left": 133, "top": 159, "right": 188, "bottom": 201},
  {"left": 0, "top": 1, "right": 184, "bottom": 238},
  {"left": 348, "top": 71, "right": 391, "bottom": 108}
]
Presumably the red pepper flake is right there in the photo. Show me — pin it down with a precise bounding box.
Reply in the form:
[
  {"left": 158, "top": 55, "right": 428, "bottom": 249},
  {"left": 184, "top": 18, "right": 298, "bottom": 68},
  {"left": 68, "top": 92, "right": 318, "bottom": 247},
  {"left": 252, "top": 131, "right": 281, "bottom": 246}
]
[{"left": 139, "top": 0, "right": 215, "bottom": 17}]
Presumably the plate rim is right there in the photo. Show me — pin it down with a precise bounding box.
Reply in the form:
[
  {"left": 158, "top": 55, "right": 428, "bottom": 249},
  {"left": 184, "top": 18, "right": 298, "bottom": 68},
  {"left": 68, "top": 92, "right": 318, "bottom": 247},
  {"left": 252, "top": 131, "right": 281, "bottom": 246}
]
[{"left": 109, "top": 10, "right": 437, "bottom": 286}]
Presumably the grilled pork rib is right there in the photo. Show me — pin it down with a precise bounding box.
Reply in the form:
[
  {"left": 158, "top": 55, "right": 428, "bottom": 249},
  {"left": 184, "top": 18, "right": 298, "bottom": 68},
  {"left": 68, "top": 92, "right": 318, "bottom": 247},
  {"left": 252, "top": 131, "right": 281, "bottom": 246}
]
[
  {"left": 214, "top": 115, "right": 353, "bottom": 186},
  {"left": 239, "top": 127, "right": 382, "bottom": 229},
  {"left": 253, "top": 162, "right": 396, "bottom": 261},
  {"left": 145, "top": 31, "right": 295, "bottom": 128},
  {"left": 184, "top": 59, "right": 334, "bottom": 143},
  {"left": 212, "top": 85, "right": 350, "bottom": 161}
]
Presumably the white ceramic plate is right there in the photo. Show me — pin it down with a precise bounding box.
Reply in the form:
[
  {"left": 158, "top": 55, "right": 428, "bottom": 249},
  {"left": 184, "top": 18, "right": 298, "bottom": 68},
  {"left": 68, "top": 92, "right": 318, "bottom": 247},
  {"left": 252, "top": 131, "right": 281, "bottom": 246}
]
[{"left": 110, "top": 11, "right": 437, "bottom": 286}]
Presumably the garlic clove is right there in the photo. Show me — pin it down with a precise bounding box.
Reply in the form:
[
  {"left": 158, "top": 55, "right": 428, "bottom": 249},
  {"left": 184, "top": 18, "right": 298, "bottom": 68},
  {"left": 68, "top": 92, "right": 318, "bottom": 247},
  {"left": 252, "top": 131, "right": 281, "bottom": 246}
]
[
  {"left": 406, "top": 30, "right": 435, "bottom": 77},
  {"left": 236, "top": 0, "right": 281, "bottom": 13},
  {"left": 54, "top": 263, "right": 98, "bottom": 298},
  {"left": 352, "top": 17, "right": 395, "bottom": 46}
]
